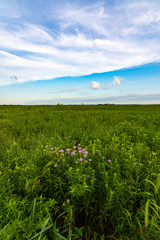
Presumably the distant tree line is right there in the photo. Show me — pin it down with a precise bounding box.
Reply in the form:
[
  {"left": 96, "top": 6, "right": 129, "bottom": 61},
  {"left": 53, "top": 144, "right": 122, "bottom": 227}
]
[{"left": 98, "top": 103, "right": 115, "bottom": 105}]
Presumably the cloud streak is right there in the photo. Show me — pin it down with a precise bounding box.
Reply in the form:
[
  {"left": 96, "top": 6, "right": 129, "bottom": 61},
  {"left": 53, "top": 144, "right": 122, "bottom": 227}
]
[
  {"left": 23, "top": 93, "right": 160, "bottom": 105},
  {"left": 0, "top": 0, "right": 160, "bottom": 86}
]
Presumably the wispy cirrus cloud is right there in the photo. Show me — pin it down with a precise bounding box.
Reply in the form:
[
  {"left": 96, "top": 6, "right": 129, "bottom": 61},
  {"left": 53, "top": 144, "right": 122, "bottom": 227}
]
[{"left": 0, "top": 0, "right": 160, "bottom": 87}]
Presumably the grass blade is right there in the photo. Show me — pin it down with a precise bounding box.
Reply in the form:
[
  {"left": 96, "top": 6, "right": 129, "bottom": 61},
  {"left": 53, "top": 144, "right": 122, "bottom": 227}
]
[
  {"left": 0, "top": 221, "right": 11, "bottom": 234},
  {"left": 32, "top": 198, "right": 37, "bottom": 222},
  {"left": 54, "top": 232, "right": 67, "bottom": 240},
  {"left": 145, "top": 199, "right": 149, "bottom": 228},
  {"left": 29, "top": 224, "right": 53, "bottom": 240},
  {"left": 38, "top": 217, "right": 51, "bottom": 240}
]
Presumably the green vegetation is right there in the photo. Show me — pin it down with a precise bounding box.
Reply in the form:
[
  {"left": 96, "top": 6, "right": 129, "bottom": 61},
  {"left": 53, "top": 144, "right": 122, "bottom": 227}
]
[{"left": 0, "top": 105, "right": 160, "bottom": 240}]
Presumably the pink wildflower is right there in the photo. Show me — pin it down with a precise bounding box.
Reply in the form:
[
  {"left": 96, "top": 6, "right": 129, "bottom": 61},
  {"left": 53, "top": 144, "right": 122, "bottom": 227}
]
[
  {"left": 79, "top": 158, "right": 83, "bottom": 161},
  {"left": 71, "top": 152, "right": 76, "bottom": 155},
  {"left": 54, "top": 164, "right": 58, "bottom": 167}
]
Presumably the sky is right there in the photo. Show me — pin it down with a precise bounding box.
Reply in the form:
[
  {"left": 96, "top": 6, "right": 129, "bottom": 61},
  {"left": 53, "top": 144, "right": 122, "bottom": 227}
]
[{"left": 0, "top": 0, "right": 160, "bottom": 105}]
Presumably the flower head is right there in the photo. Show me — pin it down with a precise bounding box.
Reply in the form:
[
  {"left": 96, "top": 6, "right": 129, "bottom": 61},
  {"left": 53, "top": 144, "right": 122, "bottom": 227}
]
[
  {"left": 108, "top": 159, "right": 111, "bottom": 162},
  {"left": 59, "top": 149, "right": 64, "bottom": 153},
  {"left": 84, "top": 151, "right": 88, "bottom": 154},
  {"left": 54, "top": 164, "right": 58, "bottom": 167},
  {"left": 79, "top": 158, "right": 83, "bottom": 161},
  {"left": 71, "top": 151, "right": 76, "bottom": 155}
]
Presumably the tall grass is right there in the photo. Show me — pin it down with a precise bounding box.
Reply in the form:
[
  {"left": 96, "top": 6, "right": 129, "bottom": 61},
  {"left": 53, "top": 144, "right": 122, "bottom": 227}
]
[{"left": 0, "top": 105, "right": 160, "bottom": 239}]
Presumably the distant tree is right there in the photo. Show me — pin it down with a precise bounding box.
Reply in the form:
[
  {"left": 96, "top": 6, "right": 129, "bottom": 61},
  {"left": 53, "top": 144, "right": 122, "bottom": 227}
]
[{"left": 56, "top": 103, "right": 63, "bottom": 106}]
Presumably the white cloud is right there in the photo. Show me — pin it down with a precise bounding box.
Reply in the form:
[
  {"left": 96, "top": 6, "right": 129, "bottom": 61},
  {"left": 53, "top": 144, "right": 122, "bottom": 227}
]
[
  {"left": 74, "top": 86, "right": 79, "bottom": 91},
  {"left": 58, "top": 2, "right": 109, "bottom": 37},
  {"left": 113, "top": 76, "right": 121, "bottom": 86},
  {"left": 0, "top": 0, "right": 160, "bottom": 86},
  {"left": 91, "top": 81, "right": 100, "bottom": 90}
]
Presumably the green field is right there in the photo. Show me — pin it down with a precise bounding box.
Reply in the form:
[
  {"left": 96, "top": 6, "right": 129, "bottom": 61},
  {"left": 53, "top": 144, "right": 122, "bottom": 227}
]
[{"left": 0, "top": 105, "right": 160, "bottom": 240}]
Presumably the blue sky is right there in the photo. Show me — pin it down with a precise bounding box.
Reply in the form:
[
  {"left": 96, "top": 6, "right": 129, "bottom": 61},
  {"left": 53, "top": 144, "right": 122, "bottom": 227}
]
[{"left": 0, "top": 0, "right": 160, "bottom": 104}]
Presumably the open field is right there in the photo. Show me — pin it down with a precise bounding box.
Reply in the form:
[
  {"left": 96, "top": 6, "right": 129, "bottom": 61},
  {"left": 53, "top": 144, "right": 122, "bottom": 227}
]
[{"left": 0, "top": 105, "right": 160, "bottom": 240}]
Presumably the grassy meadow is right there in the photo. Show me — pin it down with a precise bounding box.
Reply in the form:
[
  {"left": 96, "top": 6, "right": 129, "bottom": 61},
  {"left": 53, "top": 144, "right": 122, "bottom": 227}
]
[{"left": 0, "top": 105, "right": 160, "bottom": 240}]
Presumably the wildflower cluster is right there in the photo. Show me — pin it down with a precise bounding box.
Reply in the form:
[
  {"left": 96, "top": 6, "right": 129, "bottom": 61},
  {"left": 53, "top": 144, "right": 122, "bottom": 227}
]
[{"left": 49, "top": 144, "right": 93, "bottom": 168}]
